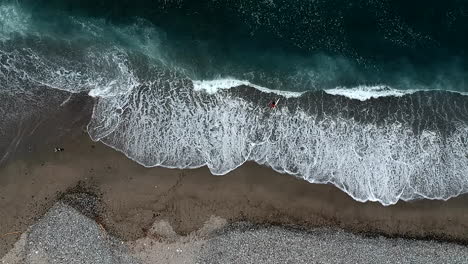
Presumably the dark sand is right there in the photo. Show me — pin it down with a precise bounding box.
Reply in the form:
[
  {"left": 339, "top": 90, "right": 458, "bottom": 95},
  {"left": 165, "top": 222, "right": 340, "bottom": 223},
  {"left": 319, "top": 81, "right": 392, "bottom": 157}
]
[{"left": 1, "top": 94, "right": 468, "bottom": 257}]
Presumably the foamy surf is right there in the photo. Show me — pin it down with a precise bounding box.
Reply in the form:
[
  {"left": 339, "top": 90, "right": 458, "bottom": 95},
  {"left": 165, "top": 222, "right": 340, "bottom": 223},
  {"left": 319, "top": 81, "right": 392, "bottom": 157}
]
[
  {"left": 324, "top": 85, "right": 415, "bottom": 101},
  {"left": 0, "top": 4, "right": 31, "bottom": 41},
  {"left": 192, "top": 78, "right": 303, "bottom": 98},
  {"left": 192, "top": 79, "right": 468, "bottom": 102},
  {"left": 87, "top": 80, "right": 468, "bottom": 206}
]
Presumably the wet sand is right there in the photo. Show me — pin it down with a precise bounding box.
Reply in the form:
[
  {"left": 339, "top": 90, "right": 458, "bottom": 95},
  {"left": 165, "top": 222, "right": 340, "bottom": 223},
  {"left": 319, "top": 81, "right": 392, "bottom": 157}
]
[{"left": 1, "top": 94, "right": 468, "bottom": 257}]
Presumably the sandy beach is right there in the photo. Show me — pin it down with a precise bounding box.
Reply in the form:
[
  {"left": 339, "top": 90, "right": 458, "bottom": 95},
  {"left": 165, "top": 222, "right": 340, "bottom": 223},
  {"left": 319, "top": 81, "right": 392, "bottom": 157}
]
[{"left": 1, "top": 93, "right": 468, "bottom": 260}]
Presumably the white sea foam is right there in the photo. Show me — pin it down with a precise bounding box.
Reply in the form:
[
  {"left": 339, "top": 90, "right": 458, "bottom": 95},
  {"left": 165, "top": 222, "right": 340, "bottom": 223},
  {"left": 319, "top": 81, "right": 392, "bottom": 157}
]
[
  {"left": 193, "top": 79, "right": 450, "bottom": 101},
  {"left": 0, "top": 47, "right": 139, "bottom": 97},
  {"left": 87, "top": 70, "right": 468, "bottom": 206},
  {"left": 0, "top": 4, "right": 31, "bottom": 40},
  {"left": 324, "top": 85, "right": 415, "bottom": 101},
  {"left": 193, "top": 79, "right": 468, "bottom": 101},
  {"left": 193, "top": 78, "right": 303, "bottom": 98},
  {"left": 325, "top": 85, "right": 468, "bottom": 100}
]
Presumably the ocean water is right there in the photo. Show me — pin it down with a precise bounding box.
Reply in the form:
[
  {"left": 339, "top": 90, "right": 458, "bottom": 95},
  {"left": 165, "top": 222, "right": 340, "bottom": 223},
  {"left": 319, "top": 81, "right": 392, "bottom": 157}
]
[{"left": 0, "top": 0, "right": 467, "bottom": 205}]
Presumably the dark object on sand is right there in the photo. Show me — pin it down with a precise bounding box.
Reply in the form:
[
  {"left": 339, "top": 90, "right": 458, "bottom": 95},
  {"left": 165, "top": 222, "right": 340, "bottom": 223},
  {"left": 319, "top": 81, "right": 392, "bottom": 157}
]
[{"left": 54, "top": 147, "right": 65, "bottom": 152}]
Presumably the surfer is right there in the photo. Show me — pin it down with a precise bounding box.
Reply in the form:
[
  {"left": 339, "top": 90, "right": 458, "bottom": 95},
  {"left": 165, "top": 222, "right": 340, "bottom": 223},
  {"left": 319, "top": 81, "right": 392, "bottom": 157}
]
[{"left": 268, "top": 99, "right": 280, "bottom": 109}]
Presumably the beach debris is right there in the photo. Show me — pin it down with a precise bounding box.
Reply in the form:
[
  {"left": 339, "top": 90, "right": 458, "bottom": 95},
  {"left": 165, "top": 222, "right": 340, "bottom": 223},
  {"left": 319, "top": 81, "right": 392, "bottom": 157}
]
[
  {"left": 98, "top": 223, "right": 106, "bottom": 234},
  {"left": 54, "top": 147, "right": 64, "bottom": 152},
  {"left": 0, "top": 231, "right": 21, "bottom": 238}
]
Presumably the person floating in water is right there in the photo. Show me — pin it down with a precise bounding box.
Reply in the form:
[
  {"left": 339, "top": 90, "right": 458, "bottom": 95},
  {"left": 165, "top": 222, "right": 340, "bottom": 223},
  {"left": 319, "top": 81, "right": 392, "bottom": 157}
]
[{"left": 268, "top": 98, "right": 280, "bottom": 109}]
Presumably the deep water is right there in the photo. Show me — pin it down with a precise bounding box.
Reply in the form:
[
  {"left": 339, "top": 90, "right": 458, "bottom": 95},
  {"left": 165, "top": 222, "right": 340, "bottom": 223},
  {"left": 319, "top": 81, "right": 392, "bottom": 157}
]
[{"left": 8, "top": 0, "right": 468, "bottom": 91}]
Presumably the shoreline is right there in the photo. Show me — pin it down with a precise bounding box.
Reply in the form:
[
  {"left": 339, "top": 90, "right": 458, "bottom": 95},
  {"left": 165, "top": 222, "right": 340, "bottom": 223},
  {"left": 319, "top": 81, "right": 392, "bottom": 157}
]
[{"left": 1, "top": 94, "right": 468, "bottom": 257}]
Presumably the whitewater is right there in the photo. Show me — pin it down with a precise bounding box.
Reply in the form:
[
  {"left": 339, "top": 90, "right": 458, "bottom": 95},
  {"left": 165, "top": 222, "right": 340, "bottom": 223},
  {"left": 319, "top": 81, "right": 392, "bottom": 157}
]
[
  {"left": 1, "top": 3, "right": 468, "bottom": 206},
  {"left": 87, "top": 77, "right": 468, "bottom": 206}
]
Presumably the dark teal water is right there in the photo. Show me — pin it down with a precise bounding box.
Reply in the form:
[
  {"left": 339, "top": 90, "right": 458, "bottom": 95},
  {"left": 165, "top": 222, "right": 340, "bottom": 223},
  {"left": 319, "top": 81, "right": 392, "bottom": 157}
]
[{"left": 10, "top": 0, "right": 468, "bottom": 91}]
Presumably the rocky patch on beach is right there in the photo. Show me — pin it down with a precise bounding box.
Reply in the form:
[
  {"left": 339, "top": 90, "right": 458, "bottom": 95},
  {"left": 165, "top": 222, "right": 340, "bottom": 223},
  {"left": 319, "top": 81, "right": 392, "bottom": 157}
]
[{"left": 3, "top": 193, "right": 468, "bottom": 264}]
